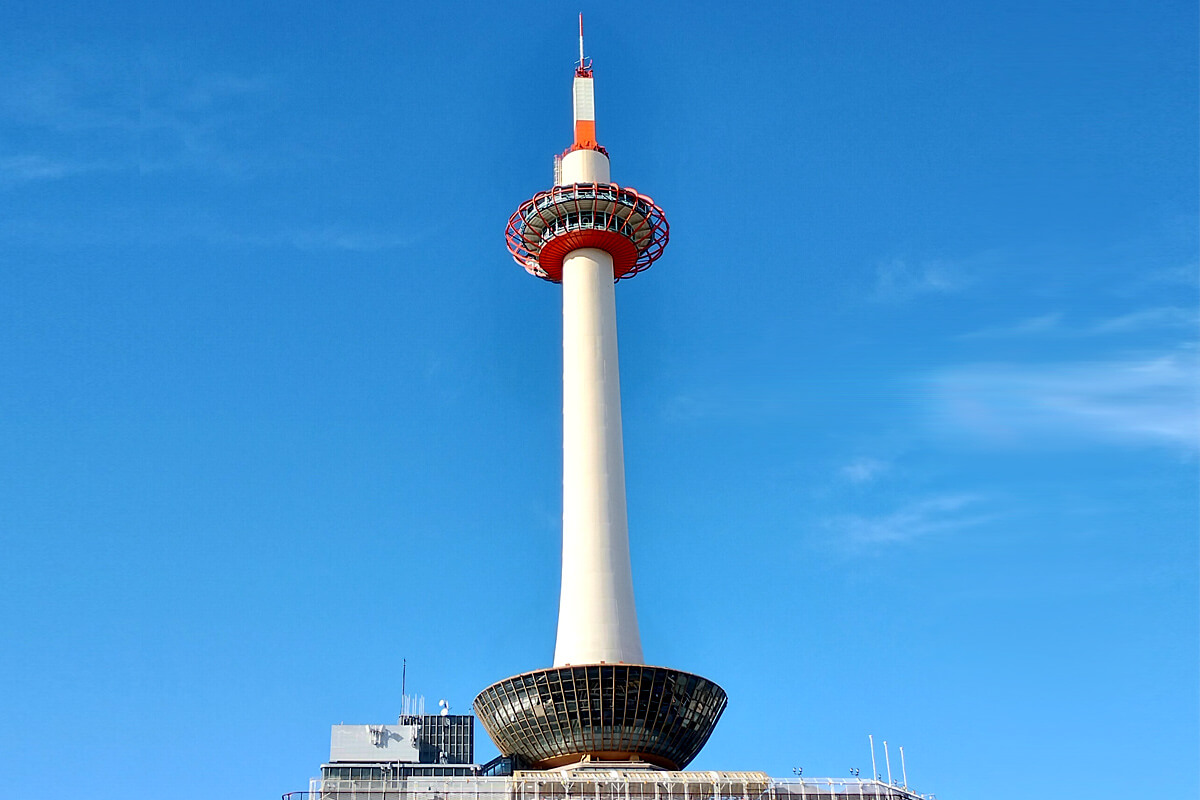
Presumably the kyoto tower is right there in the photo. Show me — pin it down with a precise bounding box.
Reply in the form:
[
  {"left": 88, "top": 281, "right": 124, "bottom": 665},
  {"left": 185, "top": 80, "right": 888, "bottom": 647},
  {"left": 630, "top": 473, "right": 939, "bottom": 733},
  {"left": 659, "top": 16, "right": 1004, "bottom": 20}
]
[{"left": 474, "top": 20, "right": 726, "bottom": 771}]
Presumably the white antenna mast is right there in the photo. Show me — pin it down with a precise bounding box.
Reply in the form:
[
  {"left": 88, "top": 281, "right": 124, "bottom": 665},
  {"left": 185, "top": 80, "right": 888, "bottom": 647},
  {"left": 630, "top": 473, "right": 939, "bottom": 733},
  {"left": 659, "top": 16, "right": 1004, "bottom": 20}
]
[
  {"left": 899, "top": 745, "right": 908, "bottom": 790},
  {"left": 578, "top": 13, "right": 585, "bottom": 67},
  {"left": 868, "top": 734, "right": 878, "bottom": 783},
  {"left": 884, "top": 740, "right": 893, "bottom": 786}
]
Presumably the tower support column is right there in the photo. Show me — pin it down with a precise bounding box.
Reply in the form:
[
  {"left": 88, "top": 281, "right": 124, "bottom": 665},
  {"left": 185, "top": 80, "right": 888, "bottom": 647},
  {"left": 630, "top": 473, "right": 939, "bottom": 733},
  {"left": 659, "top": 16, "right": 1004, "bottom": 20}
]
[{"left": 555, "top": 247, "right": 643, "bottom": 667}]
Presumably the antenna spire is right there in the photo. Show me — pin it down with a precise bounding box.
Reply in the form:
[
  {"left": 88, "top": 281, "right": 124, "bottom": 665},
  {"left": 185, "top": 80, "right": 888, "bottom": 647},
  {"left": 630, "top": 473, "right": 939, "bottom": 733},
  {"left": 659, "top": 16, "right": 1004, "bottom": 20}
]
[{"left": 579, "top": 13, "right": 585, "bottom": 67}]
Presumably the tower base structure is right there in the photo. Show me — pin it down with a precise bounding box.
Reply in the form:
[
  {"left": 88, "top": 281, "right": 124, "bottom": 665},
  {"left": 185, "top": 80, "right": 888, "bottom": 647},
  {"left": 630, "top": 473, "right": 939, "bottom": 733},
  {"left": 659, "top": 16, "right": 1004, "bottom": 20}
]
[{"left": 474, "top": 665, "right": 727, "bottom": 771}]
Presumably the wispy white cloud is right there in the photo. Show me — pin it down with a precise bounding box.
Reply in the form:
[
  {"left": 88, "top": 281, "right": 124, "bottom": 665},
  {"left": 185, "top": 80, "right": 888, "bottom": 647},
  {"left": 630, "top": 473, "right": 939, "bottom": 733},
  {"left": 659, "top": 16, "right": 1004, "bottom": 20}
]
[
  {"left": 661, "top": 389, "right": 789, "bottom": 423},
  {"left": 0, "top": 212, "right": 425, "bottom": 253},
  {"left": 839, "top": 457, "right": 890, "bottom": 484},
  {"left": 0, "top": 154, "right": 117, "bottom": 188},
  {"left": 872, "top": 257, "right": 973, "bottom": 302},
  {"left": 959, "top": 307, "right": 1197, "bottom": 339},
  {"left": 1145, "top": 262, "right": 1199, "bottom": 287},
  {"left": 826, "top": 493, "right": 994, "bottom": 550},
  {"left": 0, "top": 53, "right": 274, "bottom": 182},
  {"left": 927, "top": 346, "right": 1199, "bottom": 449},
  {"left": 959, "top": 312, "right": 1065, "bottom": 339},
  {"left": 222, "top": 224, "right": 421, "bottom": 253},
  {"left": 872, "top": 229, "right": 1196, "bottom": 310},
  {"left": 1088, "top": 307, "right": 1198, "bottom": 334},
  {"left": 0, "top": 154, "right": 76, "bottom": 182}
]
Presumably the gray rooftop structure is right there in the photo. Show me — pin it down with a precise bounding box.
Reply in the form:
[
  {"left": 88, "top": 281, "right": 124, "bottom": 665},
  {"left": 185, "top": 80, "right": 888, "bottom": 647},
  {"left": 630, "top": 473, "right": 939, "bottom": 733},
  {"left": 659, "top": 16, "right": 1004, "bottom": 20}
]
[{"left": 316, "top": 714, "right": 480, "bottom": 786}]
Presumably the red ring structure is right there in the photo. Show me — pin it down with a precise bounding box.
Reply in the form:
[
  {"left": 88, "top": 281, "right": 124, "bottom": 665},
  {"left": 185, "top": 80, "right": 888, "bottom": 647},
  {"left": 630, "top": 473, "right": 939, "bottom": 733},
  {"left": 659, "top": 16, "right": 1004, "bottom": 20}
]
[{"left": 506, "top": 182, "right": 669, "bottom": 283}]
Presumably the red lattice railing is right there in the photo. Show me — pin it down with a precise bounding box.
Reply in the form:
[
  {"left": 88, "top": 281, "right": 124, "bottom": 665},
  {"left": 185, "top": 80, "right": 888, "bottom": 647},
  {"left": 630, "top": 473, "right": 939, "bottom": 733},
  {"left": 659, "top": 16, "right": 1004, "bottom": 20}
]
[{"left": 505, "top": 183, "right": 668, "bottom": 283}]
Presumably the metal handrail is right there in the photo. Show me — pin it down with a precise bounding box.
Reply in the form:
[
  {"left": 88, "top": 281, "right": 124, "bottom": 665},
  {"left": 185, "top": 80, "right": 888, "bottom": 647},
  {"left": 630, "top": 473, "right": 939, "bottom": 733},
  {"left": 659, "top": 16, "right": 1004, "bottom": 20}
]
[{"left": 288, "top": 775, "right": 935, "bottom": 800}]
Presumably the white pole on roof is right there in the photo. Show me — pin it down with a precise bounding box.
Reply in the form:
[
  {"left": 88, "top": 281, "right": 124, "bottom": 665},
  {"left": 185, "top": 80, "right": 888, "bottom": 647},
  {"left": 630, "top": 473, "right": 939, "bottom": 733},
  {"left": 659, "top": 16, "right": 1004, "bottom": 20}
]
[
  {"left": 899, "top": 746, "right": 908, "bottom": 790},
  {"left": 869, "top": 735, "right": 879, "bottom": 799},
  {"left": 883, "top": 741, "right": 893, "bottom": 786}
]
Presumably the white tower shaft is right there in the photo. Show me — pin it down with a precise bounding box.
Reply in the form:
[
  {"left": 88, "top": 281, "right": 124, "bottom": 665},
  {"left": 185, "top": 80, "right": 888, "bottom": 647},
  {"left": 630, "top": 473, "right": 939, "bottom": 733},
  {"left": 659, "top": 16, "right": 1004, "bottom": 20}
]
[{"left": 553, "top": 150, "right": 644, "bottom": 667}]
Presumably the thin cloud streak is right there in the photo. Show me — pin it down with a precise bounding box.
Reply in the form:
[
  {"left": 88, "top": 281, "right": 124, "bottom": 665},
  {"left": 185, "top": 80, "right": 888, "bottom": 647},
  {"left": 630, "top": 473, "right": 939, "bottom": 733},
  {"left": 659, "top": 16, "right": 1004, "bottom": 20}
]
[
  {"left": 825, "top": 493, "right": 994, "bottom": 551},
  {"left": 0, "top": 154, "right": 116, "bottom": 186},
  {"left": 0, "top": 214, "right": 426, "bottom": 253},
  {"left": 1145, "top": 262, "right": 1199, "bottom": 287},
  {"left": 223, "top": 225, "right": 423, "bottom": 253},
  {"left": 1089, "top": 307, "right": 1199, "bottom": 334},
  {"left": 959, "top": 307, "right": 1198, "bottom": 339},
  {"left": 958, "top": 312, "right": 1065, "bottom": 339},
  {"left": 0, "top": 54, "right": 274, "bottom": 181},
  {"left": 927, "top": 347, "right": 1200, "bottom": 449},
  {"left": 839, "top": 457, "right": 890, "bottom": 484},
  {"left": 871, "top": 257, "right": 973, "bottom": 302},
  {"left": 661, "top": 390, "right": 791, "bottom": 423}
]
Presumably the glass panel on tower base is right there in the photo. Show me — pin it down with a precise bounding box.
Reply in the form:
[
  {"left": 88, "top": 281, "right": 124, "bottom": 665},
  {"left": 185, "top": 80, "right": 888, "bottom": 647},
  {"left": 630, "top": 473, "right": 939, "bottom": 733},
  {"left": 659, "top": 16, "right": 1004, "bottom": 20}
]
[{"left": 474, "top": 665, "right": 727, "bottom": 771}]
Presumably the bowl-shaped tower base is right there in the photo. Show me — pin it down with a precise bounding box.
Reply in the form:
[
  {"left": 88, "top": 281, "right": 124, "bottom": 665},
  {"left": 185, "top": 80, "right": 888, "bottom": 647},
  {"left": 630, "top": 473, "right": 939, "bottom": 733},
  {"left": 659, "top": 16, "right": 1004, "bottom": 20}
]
[{"left": 474, "top": 664, "right": 727, "bottom": 771}]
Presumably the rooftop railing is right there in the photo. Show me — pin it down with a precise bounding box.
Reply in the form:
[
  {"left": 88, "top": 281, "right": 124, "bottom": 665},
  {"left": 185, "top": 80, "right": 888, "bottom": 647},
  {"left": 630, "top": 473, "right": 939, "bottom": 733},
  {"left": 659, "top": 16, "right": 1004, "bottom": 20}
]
[{"left": 285, "top": 775, "right": 934, "bottom": 800}]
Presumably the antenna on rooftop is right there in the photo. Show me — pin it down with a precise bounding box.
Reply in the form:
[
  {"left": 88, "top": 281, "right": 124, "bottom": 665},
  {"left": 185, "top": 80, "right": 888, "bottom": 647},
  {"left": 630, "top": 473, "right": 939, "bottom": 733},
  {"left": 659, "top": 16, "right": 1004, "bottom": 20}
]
[
  {"left": 578, "top": 13, "right": 585, "bottom": 67},
  {"left": 899, "top": 745, "right": 908, "bottom": 790},
  {"left": 868, "top": 735, "right": 878, "bottom": 785}
]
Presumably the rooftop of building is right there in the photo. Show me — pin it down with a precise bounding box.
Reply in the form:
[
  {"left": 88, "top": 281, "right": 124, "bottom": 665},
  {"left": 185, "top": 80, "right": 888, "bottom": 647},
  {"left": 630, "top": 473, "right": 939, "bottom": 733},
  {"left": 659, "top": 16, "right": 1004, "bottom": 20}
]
[{"left": 285, "top": 770, "right": 934, "bottom": 800}]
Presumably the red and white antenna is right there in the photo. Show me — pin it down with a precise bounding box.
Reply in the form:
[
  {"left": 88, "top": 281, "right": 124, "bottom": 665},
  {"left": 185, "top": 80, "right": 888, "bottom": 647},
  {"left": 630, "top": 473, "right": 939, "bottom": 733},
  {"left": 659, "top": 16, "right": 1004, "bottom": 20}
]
[{"left": 570, "top": 14, "right": 599, "bottom": 151}]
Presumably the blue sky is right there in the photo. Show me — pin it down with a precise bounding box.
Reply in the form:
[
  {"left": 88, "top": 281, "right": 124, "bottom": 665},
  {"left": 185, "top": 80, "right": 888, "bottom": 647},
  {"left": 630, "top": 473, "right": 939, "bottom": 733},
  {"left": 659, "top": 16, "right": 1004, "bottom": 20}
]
[{"left": 0, "top": 2, "right": 1196, "bottom": 799}]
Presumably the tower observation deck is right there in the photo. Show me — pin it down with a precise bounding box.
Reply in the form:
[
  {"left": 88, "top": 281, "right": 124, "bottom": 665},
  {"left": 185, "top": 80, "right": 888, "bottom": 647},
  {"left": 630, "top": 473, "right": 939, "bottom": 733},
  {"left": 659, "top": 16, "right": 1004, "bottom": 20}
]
[{"left": 475, "top": 21, "right": 726, "bottom": 771}]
